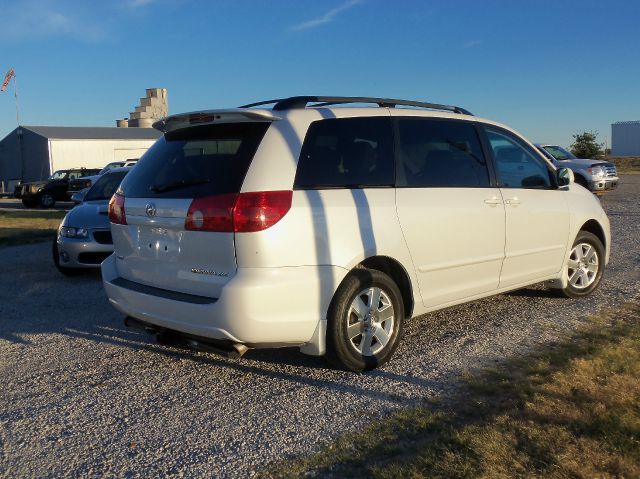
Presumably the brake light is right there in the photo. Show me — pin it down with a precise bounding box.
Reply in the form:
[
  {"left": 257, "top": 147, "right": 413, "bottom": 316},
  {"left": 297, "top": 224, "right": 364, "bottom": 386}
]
[
  {"left": 108, "top": 193, "right": 127, "bottom": 225},
  {"left": 189, "top": 113, "right": 216, "bottom": 124},
  {"left": 185, "top": 191, "right": 292, "bottom": 233},
  {"left": 185, "top": 193, "right": 237, "bottom": 232},
  {"left": 234, "top": 191, "right": 293, "bottom": 232}
]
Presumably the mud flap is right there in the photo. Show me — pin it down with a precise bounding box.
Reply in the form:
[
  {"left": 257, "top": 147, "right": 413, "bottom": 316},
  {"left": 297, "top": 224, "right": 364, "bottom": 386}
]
[{"left": 299, "top": 319, "right": 326, "bottom": 356}]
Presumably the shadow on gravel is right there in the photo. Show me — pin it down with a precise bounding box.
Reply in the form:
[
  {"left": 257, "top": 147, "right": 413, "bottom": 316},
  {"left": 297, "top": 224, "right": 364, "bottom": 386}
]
[
  {"left": 505, "top": 288, "right": 559, "bottom": 299},
  {"left": 66, "top": 325, "right": 439, "bottom": 402},
  {"left": 0, "top": 266, "right": 440, "bottom": 401}
]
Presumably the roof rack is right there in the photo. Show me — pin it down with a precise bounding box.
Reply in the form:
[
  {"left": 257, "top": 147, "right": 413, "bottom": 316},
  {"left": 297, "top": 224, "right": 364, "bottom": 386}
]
[{"left": 239, "top": 96, "right": 473, "bottom": 116}]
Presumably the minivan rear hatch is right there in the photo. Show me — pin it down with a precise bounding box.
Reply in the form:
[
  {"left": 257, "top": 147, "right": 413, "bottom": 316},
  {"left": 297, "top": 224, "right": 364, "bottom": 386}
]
[{"left": 111, "top": 121, "right": 270, "bottom": 298}]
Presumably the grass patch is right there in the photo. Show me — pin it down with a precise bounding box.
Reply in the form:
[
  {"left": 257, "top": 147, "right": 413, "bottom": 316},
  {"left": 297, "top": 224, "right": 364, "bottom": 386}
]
[
  {"left": 607, "top": 156, "right": 640, "bottom": 174},
  {"left": 262, "top": 299, "right": 640, "bottom": 478},
  {"left": 0, "top": 209, "right": 66, "bottom": 248}
]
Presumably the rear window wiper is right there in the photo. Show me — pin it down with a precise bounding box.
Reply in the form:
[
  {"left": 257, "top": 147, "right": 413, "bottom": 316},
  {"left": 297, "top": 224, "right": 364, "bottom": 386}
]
[{"left": 150, "top": 178, "right": 211, "bottom": 193}]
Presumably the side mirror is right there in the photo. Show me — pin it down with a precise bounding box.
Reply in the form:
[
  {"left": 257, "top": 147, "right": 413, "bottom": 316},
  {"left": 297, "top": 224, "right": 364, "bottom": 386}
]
[
  {"left": 557, "top": 167, "right": 574, "bottom": 187},
  {"left": 71, "top": 190, "right": 85, "bottom": 204}
]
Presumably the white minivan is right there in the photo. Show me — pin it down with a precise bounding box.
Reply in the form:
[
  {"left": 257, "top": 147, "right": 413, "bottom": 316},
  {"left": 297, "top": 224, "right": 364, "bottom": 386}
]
[{"left": 102, "top": 96, "right": 610, "bottom": 371}]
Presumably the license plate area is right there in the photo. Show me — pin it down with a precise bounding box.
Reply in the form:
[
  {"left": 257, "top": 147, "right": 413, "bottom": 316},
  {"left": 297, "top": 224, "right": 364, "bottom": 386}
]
[{"left": 137, "top": 226, "right": 182, "bottom": 258}]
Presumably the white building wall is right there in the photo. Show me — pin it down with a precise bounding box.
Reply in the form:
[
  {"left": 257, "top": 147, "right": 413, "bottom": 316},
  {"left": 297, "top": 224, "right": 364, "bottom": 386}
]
[
  {"left": 611, "top": 122, "right": 640, "bottom": 156},
  {"left": 49, "top": 139, "right": 157, "bottom": 171}
]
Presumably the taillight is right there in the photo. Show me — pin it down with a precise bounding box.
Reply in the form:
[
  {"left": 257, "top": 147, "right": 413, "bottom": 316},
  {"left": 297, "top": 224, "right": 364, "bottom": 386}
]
[
  {"left": 108, "top": 192, "right": 127, "bottom": 225},
  {"left": 185, "top": 191, "right": 292, "bottom": 233},
  {"left": 234, "top": 191, "right": 293, "bottom": 232},
  {"left": 185, "top": 193, "right": 237, "bottom": 232}
]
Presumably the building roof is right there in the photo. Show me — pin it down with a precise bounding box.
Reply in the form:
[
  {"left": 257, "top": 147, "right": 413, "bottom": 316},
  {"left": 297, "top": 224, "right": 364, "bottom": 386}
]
[
  {"left": 21, "top": 125, "right": 162, "bottom": 140},
  {"left": 612, "top": 121, "right": 640, "bottom": 126}
]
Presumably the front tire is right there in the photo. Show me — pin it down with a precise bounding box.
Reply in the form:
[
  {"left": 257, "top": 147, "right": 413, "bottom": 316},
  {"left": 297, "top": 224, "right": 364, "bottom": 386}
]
[
  {"left": 558, "top": 231, "right": 605, "bottom": 298},
  {"left": 325, "top": 269, "right": 404, "bottom": 372}
]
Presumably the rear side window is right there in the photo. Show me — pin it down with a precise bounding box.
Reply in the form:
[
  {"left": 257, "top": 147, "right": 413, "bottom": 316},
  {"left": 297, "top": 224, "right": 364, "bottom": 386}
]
[
  {"left": 396, "top": 118, "right": 490, "bottom": 187},
  {"left": 119, "top": 122, "right": 269, "bottom": 199},
  {"left": 294, "top": 117, "right": 394, "bottom": 188}
]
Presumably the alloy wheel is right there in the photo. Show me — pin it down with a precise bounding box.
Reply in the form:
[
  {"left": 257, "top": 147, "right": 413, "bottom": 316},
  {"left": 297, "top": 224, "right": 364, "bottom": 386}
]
[
  {"left": 567, "top": 242, "right": 599, "bottom": 289},
  {"left": 346, "top": 287, "right": 395, "bottom": 356}
]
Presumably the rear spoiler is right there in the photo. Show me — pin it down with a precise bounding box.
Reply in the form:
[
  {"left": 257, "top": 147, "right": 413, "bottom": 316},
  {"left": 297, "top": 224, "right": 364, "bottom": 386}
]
[{"left": 153, "top": 109, "right": 281, "bottom": 133}]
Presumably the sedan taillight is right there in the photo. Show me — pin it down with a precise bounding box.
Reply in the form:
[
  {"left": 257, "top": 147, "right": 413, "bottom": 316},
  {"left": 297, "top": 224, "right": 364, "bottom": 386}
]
[{"left": 108, "top": 193, "right": 127, "bottom": 225}]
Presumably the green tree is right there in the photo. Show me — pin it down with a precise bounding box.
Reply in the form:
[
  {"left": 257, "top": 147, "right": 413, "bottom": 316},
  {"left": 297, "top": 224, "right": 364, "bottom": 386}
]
[{"left": 570, "top": 131, "right": 604, "bottom": 159}]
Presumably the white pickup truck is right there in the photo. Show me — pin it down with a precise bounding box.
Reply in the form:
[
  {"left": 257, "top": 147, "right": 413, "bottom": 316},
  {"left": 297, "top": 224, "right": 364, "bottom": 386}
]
[{"left": 535, "top": 144, "right": 618, "bottom": 193}]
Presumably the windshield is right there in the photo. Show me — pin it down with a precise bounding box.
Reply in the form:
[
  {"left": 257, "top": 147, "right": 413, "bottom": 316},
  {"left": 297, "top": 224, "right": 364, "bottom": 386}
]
[
  {"left": 98, "top": 162, "right": 124, "bottom": 175},
  {"left": 542, "top": 146, "right": 576, "bottom": 161},
  {"left": 84, "top": 171, "right": 128, "bottom": 201},
  {"left": 48, "top": 170, "right": 68, "bottom": 180}
]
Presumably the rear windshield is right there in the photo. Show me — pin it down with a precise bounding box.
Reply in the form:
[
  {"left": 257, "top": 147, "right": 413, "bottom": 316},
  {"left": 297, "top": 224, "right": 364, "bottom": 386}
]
[
  {"left": 98, "top": 162, "right": 125, "bottom": 174},
  {"left": 118, "top": 122, "right": 270, "bottom": 199},
  {"left": 85, "top": 170, "right": 128, "bottom": 201},
  {"left": 542, "top": 145, "right": 576, "bottom": 161}
]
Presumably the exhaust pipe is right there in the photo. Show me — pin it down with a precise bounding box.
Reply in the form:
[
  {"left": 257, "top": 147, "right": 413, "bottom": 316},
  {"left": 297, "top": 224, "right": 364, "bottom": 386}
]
[
  {"left": 124, "top": 316, "right": 248, "bottom": 359},
  {"left": 180, "top": 338, "right": 249, "bottom": 359},
  {"left": 124, "top": 316, "right": 158, "bottom": 334}
]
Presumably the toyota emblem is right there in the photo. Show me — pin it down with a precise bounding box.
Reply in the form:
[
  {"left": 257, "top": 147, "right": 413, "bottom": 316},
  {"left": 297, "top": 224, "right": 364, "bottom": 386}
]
[{"left": 145, "top": 203, "right": 157, "bottom": 218}]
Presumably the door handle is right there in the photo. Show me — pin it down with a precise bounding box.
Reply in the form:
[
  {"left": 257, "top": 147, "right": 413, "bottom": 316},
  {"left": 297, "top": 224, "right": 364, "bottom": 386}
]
[
  {"left": 504, "top": 197, "right": 521, "bottom": 206},
  {"left": 483, "top": 197, "right": 502, "bottom": 206}
]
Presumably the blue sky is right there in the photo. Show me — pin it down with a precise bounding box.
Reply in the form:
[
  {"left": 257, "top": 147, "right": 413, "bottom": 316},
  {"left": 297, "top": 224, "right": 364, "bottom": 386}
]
[{"left": 0, "top": 0, "right": 638, "bottom": 148}]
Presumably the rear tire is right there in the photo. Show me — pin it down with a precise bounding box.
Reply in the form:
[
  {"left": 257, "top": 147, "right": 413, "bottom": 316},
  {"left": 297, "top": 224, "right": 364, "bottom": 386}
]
[
  {"left": 325, "top": 269, "right": 404, "bottom": 372},
  {"left": 52, "top": 237, "right": 84, "bottom": 276},
  {"left": 558, "top": 231, "right": 605, "bottom": 298}
]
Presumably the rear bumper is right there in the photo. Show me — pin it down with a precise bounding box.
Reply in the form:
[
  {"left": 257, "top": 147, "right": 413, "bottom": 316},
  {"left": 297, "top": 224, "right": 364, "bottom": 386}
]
[{"left": 101, "top": 254, "right": 346, "bottom": 347}]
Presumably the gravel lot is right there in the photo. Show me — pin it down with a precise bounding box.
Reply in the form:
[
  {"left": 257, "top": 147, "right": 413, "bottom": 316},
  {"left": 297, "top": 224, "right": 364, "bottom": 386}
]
[{"left": 1, "top": 177, "right": 639, "bottom": 478}]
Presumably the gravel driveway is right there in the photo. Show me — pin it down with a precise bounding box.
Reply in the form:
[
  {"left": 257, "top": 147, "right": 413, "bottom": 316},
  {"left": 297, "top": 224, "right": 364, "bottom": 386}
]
[{"left": 1, "top": 177, "right": 639, "bottom": 478}]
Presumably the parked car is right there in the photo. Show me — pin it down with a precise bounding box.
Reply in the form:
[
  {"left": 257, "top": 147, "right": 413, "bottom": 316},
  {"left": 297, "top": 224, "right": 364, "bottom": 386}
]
[
  {"left": 535, "top": 144, "right": 618, "bottom": 193},
  {"left": 68, "top": 159, "right": 139, "bottom": 195},
  {"left": 102, "top": 96, "right": 611, "bottom": 371},
  {"left": 53, "top": 167, "right": 130, "bottom": 275},
  {"left": 20, "top": 168, "right": 101, "bottom": 208}
]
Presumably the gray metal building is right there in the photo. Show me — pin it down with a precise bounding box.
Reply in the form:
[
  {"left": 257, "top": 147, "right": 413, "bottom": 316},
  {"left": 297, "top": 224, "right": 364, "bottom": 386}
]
[
  {"left": 611, "top": 121, "right": 640, "bottom": 156},
  {"left": 0, "top": 126, "right": 161, "bottom": 194}
]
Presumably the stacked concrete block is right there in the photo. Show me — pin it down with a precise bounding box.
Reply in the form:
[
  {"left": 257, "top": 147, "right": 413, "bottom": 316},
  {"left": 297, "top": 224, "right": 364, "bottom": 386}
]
[{"left": 117, "top": 88, "right": 168, "bottom": 128}]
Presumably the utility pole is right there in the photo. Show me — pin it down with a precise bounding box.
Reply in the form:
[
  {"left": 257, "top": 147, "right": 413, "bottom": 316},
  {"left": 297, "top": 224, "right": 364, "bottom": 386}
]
[
  {"left": 14, "top": 74, "right": 20, "bottom": 126},
  {"left": 14, "top": 75, "right": 24, "bottom": 182}
]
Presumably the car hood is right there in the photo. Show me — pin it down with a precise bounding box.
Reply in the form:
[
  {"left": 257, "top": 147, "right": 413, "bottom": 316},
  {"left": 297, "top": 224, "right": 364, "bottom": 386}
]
[
  {"left": 62, "top": 200, "right": 111, "bottom": 229},
  {"left": 555, "top": 158, "right": 611, "bottom": 168}
]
